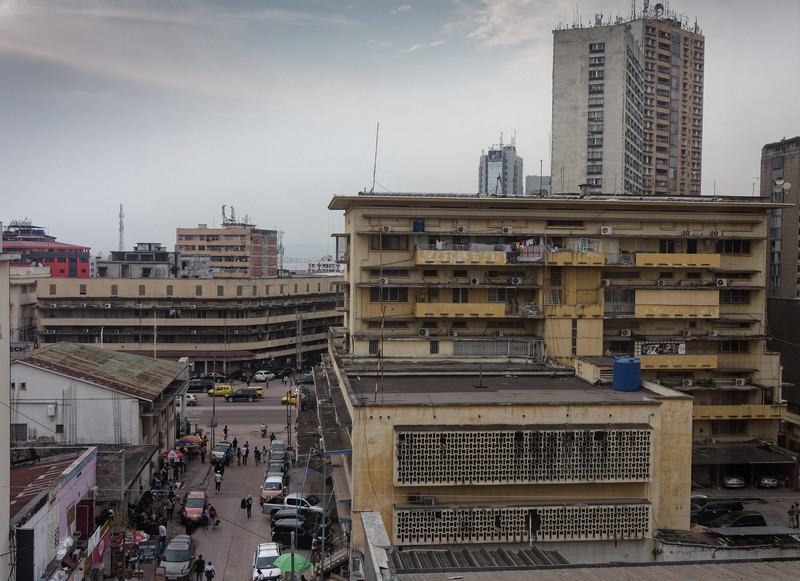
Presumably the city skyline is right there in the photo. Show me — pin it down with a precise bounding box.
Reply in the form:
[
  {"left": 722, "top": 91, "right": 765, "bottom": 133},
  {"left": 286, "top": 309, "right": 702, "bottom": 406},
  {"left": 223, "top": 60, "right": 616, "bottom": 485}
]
[{"left": 1, "top": 0, "right": 798, "bottom": 254}]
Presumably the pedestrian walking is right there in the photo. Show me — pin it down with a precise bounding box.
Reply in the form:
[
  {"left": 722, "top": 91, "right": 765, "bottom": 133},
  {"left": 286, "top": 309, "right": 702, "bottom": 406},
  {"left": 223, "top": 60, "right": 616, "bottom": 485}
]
[
  {"left": 165, "top": 497, "right": 175, "bottom": 520},
  {"left": 201, "top": 507, "right": 209, "bottom": 530},
  {"left": 291, "top": 447, "right": 297, "bottom": 468},
  {"left": 200, "top": 446, "right": 206, "bottom": 464},
  {"left": 262, "top": 445, "right": 268, "bottom": 460},
  {"left": 246, "top": 495, "right": 253, "bottom": 518},
  {"left": 236, "top": 447, "right": 242, "bottom": 466},
  {"left": 269, "top": 432, "right": 276, "bottom": 443},
  {"left": 204, "top": 561, "right": 216, "bottom": 580},
  {"left": 209, "top": 505, "right": 218, "bottom": 529},
  {"left": 254, "top": 448, "right": 261, "bottom": 465},
  {"left": 185, "top": 520, "right": 193, "bottom": 536},
  {"left": 158, "top": 522, "right": 167, "bottom": 555},
  {"left": 232, "top": 437, "right": 238, "bottom": 450},
  {"left": 223, "top": 425, "right": 229, "bottom": 440},
  {"left": 242, "top": 442, "right": 249, "bottom": 465},
  {"left": 214, "top": 470, "right": 222, "bottom": 493},
  {"left": 193, "top": 555, "right": 205, "bottom": 581}
]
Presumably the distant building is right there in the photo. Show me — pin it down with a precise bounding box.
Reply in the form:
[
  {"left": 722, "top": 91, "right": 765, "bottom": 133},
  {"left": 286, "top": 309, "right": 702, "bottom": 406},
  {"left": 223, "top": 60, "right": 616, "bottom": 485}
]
[
  {"left": 2, "top": 220, "right": 90, "bottom": 277},
  {"left": 760, "top": 136, "right": 800, "bottom": 298},
  {"left": 551, "top": 5, "right": 704, "bottom": 196},
  {"left": 95, "top": 242, "right": 212, "bottom": 279},
  {"left": 525, "top": 175, "right": 552, "bottom": 196},
  {"left": 479, "top": 136, "right": 523, "bottom": 197},
  {"left": 0, "top": 252, "right": 16, "bottom": 580},
  {"left": 176, "top": 222, "right": 280, "bottom": 278}
]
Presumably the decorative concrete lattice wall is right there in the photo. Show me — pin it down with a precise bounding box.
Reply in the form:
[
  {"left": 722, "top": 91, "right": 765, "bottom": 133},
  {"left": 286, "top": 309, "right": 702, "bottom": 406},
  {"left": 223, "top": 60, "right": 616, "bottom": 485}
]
[
  {"left": 394, "top": 503, "right": 651, "bottom": 545},
  {"left": 395, "top": 427, "right": 651, "bottom": 485}
]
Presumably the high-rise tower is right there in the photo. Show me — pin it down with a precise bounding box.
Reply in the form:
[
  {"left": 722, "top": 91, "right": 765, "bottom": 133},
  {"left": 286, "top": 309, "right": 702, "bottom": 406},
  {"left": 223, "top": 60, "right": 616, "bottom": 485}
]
[{"left": 479, "top": 135, "right": 524, "bottom": 197}]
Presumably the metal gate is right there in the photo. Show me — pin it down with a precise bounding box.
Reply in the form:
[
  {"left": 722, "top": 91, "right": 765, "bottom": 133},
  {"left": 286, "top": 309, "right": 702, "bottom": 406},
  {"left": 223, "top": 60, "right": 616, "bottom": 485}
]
[{"left": 453, "top": 339, "right": 543, "bottom": 362}]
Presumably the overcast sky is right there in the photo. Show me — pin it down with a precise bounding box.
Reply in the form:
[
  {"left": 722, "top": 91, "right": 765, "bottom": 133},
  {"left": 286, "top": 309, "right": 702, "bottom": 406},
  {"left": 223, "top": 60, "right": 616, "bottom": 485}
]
[{"left": 1, "top": 0, "right": 798, "bottom": 257}]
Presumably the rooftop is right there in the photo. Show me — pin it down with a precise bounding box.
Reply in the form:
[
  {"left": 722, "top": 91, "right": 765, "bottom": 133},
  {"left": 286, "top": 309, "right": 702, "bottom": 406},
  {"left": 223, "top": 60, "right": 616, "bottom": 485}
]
[{"left": 14, "top": 342, "right": 188, "bottom": 401}]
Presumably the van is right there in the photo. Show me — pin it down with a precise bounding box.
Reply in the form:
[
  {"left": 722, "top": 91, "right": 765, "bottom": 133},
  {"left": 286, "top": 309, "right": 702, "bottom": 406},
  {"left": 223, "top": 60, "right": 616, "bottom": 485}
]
[
  {"left": 187, "top": 379, "right": 214, "bottom": 393},
  {"left": 690, "top": 499, "right": 744, "bottom": 526}
]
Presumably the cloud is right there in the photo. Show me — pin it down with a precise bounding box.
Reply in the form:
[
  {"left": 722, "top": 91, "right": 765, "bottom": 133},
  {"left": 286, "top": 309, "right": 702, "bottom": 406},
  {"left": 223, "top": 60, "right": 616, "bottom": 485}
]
[
  {"left": 403, "top": 40, "right": 445, "bottom": 52},
  {"left": 389, "top": 5, "right": 412, "bottom": 15},
  {"left": 362, "top": 40, "right": 392, "bottom": 49},
  {"left": 62, "top": 90, "right": 114, "bottom": 103},
  {"left": 457, "top": 0, "right": 565, "bottom": 49}
]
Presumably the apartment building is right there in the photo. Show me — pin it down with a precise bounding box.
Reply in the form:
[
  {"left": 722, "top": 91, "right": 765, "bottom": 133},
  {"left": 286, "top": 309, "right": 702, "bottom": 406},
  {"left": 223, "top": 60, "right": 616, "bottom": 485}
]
[
  {"left": 329, "top": 193, "right": 787, "bottom": 480},
  {"left": 176, "top": 222, "right": 279, "bottom": 278},
  {"left": 0, "top": 253, "right": 16, "bottom": 581},
  {"left": 479, "top": 137, "right": 524, "bottom": 197},
  {"left": 34, "top": 276, "right": 342, "bottom": 372},
  {"left": 552, "top": 5, "right": 704, "bottom": 196},
  {"left": 2, "top": 220, "right": 91, "bottom": 277}
]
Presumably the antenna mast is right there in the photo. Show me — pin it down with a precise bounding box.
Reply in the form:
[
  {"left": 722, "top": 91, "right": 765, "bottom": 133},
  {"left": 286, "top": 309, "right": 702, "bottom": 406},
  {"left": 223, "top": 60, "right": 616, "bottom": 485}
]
[
  {"left": 370, "top": 122, "right": 379, "bottom": 193},
  {"left": 118, "top": 204, "right": 124, "bottom": 252}
]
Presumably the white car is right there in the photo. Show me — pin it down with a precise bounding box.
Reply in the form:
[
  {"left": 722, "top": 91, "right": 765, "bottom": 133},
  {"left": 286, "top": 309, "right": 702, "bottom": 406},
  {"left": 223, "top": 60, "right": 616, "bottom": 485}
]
[
  {"left": 175, "top": 394, "right": 198, "bottom": 408},
  {"left": 254, "top": 371, "right": 275, "bottom": 382},
  {"left": 252, "top": 542, "right": 282, "bottom": 580}
]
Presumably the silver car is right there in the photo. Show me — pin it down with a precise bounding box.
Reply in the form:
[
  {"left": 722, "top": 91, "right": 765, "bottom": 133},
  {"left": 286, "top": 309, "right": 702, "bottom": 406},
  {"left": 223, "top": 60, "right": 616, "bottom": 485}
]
[{"left": 722, "top": 475, "right": 745, "bottom": 488}]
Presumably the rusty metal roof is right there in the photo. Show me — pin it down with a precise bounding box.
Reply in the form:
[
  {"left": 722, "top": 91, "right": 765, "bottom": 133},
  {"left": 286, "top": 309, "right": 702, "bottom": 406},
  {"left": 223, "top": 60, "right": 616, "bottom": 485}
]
[{"left": 14, "top": 342, "right": 188, "bottom": 401}]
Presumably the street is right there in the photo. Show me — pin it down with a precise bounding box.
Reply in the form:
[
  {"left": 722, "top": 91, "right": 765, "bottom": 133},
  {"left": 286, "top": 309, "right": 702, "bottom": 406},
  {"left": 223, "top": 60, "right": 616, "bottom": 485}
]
[{"left": 158, "top": 381, "right": 307, "bottom": 579}]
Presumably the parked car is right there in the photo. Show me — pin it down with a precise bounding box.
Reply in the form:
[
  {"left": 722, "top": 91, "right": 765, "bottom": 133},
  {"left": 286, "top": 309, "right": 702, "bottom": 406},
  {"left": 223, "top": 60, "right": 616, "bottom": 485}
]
[
  {"left": 270, "top": 440, "right": 286, "bottom": 453},
  {"left": 755, "top": 474, "right": 780, "bottom": 488},
  {"left": 722, "top": 475, "right": 745, "bottom": 488},
  {"left": 269, "top": 450, "right": 289, "bottom": 470},
  {"left": 160, "top": 534, "right": 196, "bottom": 581},
  {"left": 690, "top": 499, "right": 745, "bottom": 526},
  {"left": 211, "top": 443, "right": 232, "bottom": 466},
  {"left": 261, "top": 475, "right": 286, "bottom": 502},
  {"left": 266, "top": 461, "right": 287, "bottom": 480},
  {"left": 252, "top": 542, "right": 282, "bottom": 581},
  {"left": 187, "top": 379, "right": 214, "bottom": 393},
  {"left": 709, "top": 510, "right": 767, "bottom": 528},
  {"left": 225, "top": 388, "right": 258, "bottom": 402},
  {"left": 271, "top": 518, "right": 329, "bottom": 549},
  {"left": 255, "top": 371, "right": 276, "bottom": 382},
  {"left": 208, "top": 384, "right": 234, "bottom": 397},
  {"left": 271, "top": 507, "right": 330, "bottom": 529},
  {"left": 281, "top": 392, "right": 301, "bottom": 406},
  {"left": 263, "top": 492, "right": 332, "bottom": 519},
  {"left": 296, "top": 374, "right": 314, "bottom": 385},
  {"left": 232, "top": 370, "right": 254, "bottom": 382},
  {"left": 204, "top": 372, "right": 228, "bottom": 382},
  {"left": 175, "top": 394, "right": 198, "bottom": 408},
  {"left": 181, "top": 491, "right": 208, "bottom": 525}
]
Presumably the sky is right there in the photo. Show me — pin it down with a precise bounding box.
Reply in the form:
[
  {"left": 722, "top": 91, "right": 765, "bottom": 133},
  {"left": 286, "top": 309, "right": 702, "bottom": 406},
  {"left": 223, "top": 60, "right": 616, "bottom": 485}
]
[{"left": 1, "top": 0, "right": 798, "bottom": 258}]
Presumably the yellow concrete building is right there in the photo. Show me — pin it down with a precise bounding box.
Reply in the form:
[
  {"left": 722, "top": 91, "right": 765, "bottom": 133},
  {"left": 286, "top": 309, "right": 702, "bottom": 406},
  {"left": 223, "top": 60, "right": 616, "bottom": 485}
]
[{"left": 329, "top": 194, "right": 785, "bottom": 448}]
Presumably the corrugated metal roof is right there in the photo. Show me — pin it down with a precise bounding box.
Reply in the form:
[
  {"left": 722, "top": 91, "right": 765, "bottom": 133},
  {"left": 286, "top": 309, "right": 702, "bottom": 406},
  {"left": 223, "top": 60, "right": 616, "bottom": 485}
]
[
  {"left": 14, "top": 342, "right": 187, "bottom": 401},
  {"left": 395, "top": 559, "right": 800, "bottom": 580}
]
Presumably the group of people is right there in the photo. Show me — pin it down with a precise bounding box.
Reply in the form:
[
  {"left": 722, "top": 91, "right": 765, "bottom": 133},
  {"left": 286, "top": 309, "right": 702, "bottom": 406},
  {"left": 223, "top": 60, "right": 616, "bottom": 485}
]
[
  {"left": 789, "top": 503, "right": 800, "bottom": 528},
  {"left": 192, "top": 555, "right": 216, "bottom": 581}
]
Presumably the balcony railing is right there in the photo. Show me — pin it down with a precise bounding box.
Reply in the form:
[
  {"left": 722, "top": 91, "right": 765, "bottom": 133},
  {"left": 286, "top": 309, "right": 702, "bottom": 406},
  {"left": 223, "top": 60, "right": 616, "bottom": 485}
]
[{"left": 692, "top": 404, "right": 786, "bottom": 421}]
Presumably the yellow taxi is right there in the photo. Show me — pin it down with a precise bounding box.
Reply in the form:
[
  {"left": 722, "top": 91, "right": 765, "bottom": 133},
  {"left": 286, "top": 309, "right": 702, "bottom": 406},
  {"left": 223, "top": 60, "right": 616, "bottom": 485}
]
[
  {"left": 281, "top": 391, "right": 300, "bottom": 406},
  {"left": 207, "top": 384, "right": 234, "bottom": 397}
]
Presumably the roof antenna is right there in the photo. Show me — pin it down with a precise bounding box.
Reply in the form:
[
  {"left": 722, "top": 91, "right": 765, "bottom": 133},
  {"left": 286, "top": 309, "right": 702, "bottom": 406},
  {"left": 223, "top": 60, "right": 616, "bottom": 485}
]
[{"left": 370, "top": 122, "right": 380, "bottom": 194}]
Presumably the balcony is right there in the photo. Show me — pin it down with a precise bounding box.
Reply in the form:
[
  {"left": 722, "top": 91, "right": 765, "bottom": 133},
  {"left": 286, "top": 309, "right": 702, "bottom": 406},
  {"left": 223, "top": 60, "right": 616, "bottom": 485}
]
[
  {"left": 635, "top": 253, "right": 720, "bottom": 268},
  {"left": 692, "top": 404, "right": 786, "bottom": 421},
  {"left": 546, "top": 251, "right": 605, "bottom": 266},
  {"left": 639, "top": 354, "right": 717, "bottom": 370},
  {"left": 635, "top": 289, "right": 719, "bottom": 318},
  {"left": 415, "top": 246, "right": 507, "bottom": 266},
  {"left": 414, "top": 303, "right": 506, "bottom": 318},
  {"left": 543, "top": 304, "right": 603, "bottom": 318}
]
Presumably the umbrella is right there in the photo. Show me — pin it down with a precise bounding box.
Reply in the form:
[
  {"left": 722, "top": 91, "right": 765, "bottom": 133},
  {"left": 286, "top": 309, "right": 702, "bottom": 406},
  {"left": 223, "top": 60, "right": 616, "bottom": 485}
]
[
  {"left": 175, "top": 439, "right": 199, "bottom": 448},
  {"left": 111, "top": 530, "right": 149, "bottom": 546},
  {"left": 181, "top": 435, "right": 203, "bottom": 444},
  {"left": 160, "top": 449, "right": 184, "bottom": 461},
  {"left": 272, "top": 553, "right": 313, "bottom": 573}
]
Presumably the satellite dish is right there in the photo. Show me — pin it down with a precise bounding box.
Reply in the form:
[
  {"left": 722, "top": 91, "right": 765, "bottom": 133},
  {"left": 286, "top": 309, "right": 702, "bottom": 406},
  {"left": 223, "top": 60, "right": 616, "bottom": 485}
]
[
  {"left": 774, "top": 177, "right": 784, "bottom": 186},
  {"left": 654, "top": 3, "right": 664, "bottom": 14},
  {"left": 783, "top": 182, "right": 792, "bottom": 191}
]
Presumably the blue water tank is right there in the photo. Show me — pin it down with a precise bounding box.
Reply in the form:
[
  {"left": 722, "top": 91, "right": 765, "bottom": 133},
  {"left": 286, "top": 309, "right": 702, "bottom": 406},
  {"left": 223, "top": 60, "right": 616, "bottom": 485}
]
[
  {"left": 612, "top": 356, "right": 641, "bottom": 392},
  {"left": 413, "top": 219, "right": 425, "bottom": 232}
]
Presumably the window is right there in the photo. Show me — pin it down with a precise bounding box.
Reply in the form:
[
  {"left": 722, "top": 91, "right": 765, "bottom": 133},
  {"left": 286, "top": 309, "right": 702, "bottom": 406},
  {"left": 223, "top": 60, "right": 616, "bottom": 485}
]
[
  {"left": 589, "top": 70, "right": 604, "bottom": 80},
  {"left": 369, "top": 269, "right": 409, "bottom": 277},
  {"left": 589, "top": 42, "right": 605, "bottom": 52},
  {"left": 589, "top": 56, "right": 605, "bottom": 66},
  {"left": 430, "top": 340, "right": 439, "bottom": 355},
  {"left": 50, "top": 284, "right": 56, "bottom": 296},
  {"left": 79, "top": 284, "right": 86, "bottom": 295},
  {"left": 428, "top": 288, "right": 440, "bottom": 300},
  {"left": 716, "top": 240, "right": 751, "bottom": 255},
  {"left": 711, "top": 420, "right": 746, "bottom": 435},
  {"left": 451, "top": 288, "right": 469, "bottom": 304},
  {"left": 453, "top": 270, "right": 468, "bottom": 278},
  {"left": 111, "top": 284, "right": 118, "bottom": 296},
  {"left": 588, "top": 97, "right": 604, "bottom": 107},
  {"left": 422, "top": 269, "right": 438, "bottom": 277},
  {"left": 589, "top": 84, "right": 604, "bottom": 93},
  {"left": 659, "top": 239, "right": 676, "bottom": 253},
  {"left": 489, "top": 288, "right": 516, "bottom": 302},
  {"left": 217, "top": 285, "right": 224, "bottom": 297},
  {"left": 237, "top": 285, "right": 243, "bottom": 297},
  {"left": 369, "top": 287, "right": 408, "bottom": 302},
  {"left": 369, "top": 234, "right": 408, "bottom": 251},
  {"left": 368, "top": 339, "right": 380, "bottom": 355},
  {"left": 138, "top": 284, "right": 145, "bottom": 296},
  {"left": 719, "top": 289, "right": 750, "bottom": 305},
  {"left": 368, "top": 321, "right": 408, "bottom": 329},
  {"left": 588, "top": 111, "right": 604, "bottom": 121},
  {"left": 718, "top": 340, "right": 749, "bottom": 353},
  {"left": 166, "top": 285, "right": 173, "bottom": 296},
  {"left": 10, "top": 424, "right": 27, "bottom": 442}
]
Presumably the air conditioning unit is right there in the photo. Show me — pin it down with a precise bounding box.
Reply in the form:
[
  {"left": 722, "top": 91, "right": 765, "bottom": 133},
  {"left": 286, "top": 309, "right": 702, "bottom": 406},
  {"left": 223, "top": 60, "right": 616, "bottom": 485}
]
[
  {"left": 134, "top": 303, "right": 143, "bottom": 309},
  {"left": 45, "top": 329, "right": 55, "bottom": 334},
  {"left": 470, "top": 277, "right": 480, "bottom": 285},
  {"left": 511, "top": 277, "right": 522, "bottom": 285},
  {"left": 455, "top": 225, "right": 468, "bottom": 234},
  {"left": 716, "top": 278, "right": 728, "bottom": 287},
  {"left": 191, "top": 330, "right": 197, "bottom": 335},
  {"left": 104, "top": 303, "right": 112, "bottom": 309},
  {"left": 379, "top": 278, "right": 390, "bottom": 285},
  {"left": 493, "top": 330, "right": 504, "bottom": 337},
  {"left": 600, "top": 226, "right": 613, "bottom": 235},
  {"left": 418, "top": 328, "right": 430, "bottom": 337},
  {"left": 710, "top": 230, "right": 723, "bottom": 237},
  {"left": 682, "top": 378, "right": 694, "bottom": 387},
  {"left": 600, "top": 279, "right": 611, "bottom": 286},
  {"left": 422, "top": 496, "right": 436, "bottom": 506},
  {"left": 88, "top": 485, "right": 98, "bottom": 500},
  {"left": 50, "top": 304, "right": 58, "bottom": 309},
  {"left": 82, "top": 328, "right": 90, "bottom": 333},
  {"left": 621, "top": 329, "right": 632, "bottom": 337},
  {"left": 657, "top": 279, "right": 667, "bottom": 287},
  {"left": 448, "top": 330, "right": 458, "bottom": 337},
  {"left": 47, "top": 404, "right": 56, "bottom": 417},
  {"left": 190, "top": 304, "right": 197, "bottom": 309},
  {"left": 708, "top": 329, "right": 719, "bottom": 337},
  {"left": 681, "top": 329, "right": 692, "bottom": 337},
  {"left": 501, "top": 226, "right": 513, "bottom": 235},
  {"left": 80, "top": 303, "right": 88, "bottom": 308},
  {"left": 683, "top": 230, "right": 695, "bottom": 237},
  {"left": 705, "top": 436, "right": 716, "bottom": 444},
  {"left": 735, "top": 378, "right": 747, "bottom": 386},
  {"left": 379, "top": 225, "right": 392, "bottom": 233}
]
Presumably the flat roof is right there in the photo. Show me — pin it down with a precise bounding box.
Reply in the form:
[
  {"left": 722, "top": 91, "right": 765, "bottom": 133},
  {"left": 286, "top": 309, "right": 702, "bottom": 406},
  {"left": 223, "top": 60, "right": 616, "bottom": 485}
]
[
  {"left": 692, "top": 440, "right": 796, "bottom": 466},
  {"left": 347, "top": 373, "right": 669, "bottom": 407}
]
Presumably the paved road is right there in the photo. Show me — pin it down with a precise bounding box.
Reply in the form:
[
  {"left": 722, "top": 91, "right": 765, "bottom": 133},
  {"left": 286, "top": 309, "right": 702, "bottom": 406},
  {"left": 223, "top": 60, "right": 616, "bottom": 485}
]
[{"left": 152, "top": 381, "right": 306, "bottom": 580}]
